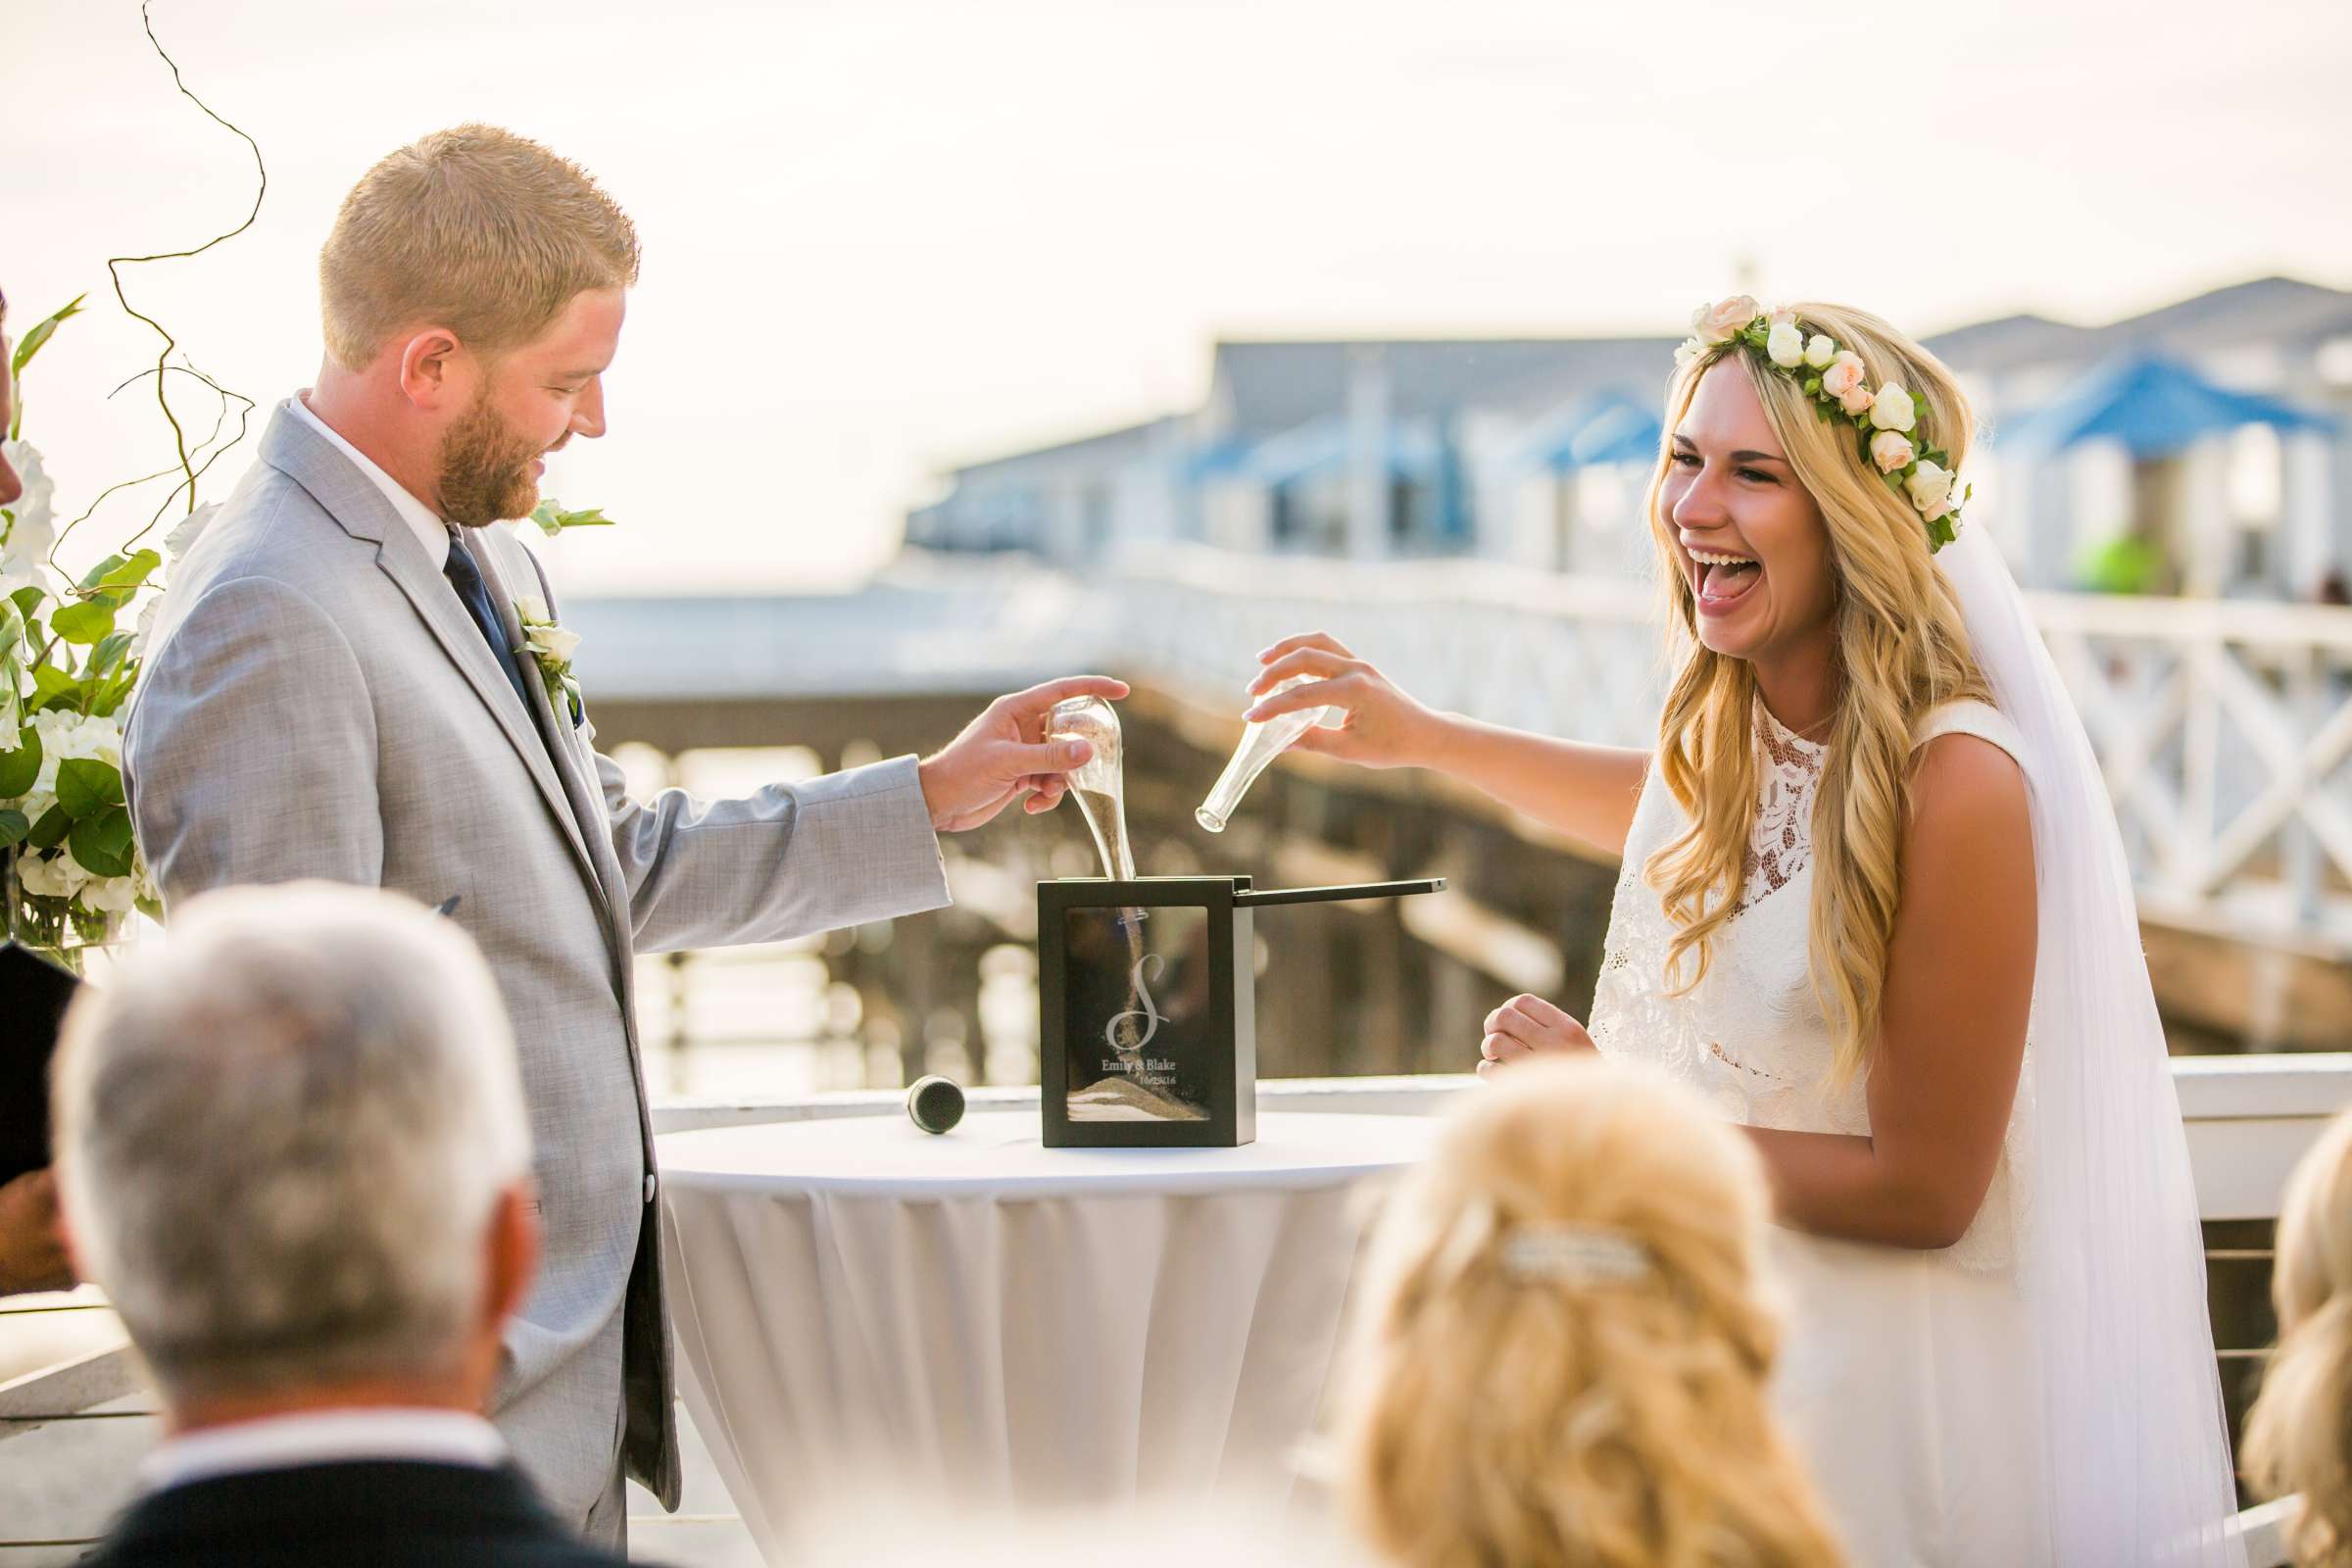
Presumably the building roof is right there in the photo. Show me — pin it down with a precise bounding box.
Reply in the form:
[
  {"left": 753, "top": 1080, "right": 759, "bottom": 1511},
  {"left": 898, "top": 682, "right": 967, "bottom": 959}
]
[
  {"left": 929, "top": 275, "right": 2352, "bottom": 481},
  {"left": 1208, "top": 336, "right": 1678, "bottom": 437}
]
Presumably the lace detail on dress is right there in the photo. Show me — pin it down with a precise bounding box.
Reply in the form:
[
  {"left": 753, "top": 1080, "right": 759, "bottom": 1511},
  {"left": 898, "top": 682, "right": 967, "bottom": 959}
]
[
  {"left": 1734, "top": 704, "right": 1826, "bottom": 917},
  {"left": 1589, "top": 699, "right": 2032, "bottom": 1275}
]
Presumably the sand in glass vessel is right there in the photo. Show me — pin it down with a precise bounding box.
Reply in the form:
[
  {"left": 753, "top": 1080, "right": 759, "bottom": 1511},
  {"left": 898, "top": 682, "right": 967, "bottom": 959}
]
[
  {"left": 1046, "top": 696, "right": 1134, "bottom": 880},
  {"left": 1196, "top": 675, "right": 1343, "bottom": 833}
]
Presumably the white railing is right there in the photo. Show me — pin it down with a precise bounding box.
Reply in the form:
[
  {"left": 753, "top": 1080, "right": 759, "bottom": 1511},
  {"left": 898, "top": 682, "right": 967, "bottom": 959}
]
[{"left": 1100, "top": 543, "right": 2352, "bottom": 951}]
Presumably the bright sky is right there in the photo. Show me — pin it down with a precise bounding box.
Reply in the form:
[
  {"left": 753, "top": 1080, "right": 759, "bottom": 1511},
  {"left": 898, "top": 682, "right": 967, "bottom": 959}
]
[{"left": 9, "top": 0, "right": 2352, "bottom": 592}]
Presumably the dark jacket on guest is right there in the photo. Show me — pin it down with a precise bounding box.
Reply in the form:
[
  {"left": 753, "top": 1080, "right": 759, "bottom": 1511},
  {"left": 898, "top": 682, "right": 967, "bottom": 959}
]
[{"left": 81, "top": 1459, "right": 637, "bottom": 1568}]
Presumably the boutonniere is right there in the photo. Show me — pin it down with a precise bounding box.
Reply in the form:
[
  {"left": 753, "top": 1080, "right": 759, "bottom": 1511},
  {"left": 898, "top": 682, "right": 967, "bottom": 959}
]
[{"left": 512, "top": 595, "right": 586, "bottom": 730}]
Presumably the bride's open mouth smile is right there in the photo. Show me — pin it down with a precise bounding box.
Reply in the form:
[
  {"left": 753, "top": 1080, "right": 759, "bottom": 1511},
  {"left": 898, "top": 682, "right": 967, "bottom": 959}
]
[{"left": 1690, "top": 547, "right": 1763, "bottom": 613}]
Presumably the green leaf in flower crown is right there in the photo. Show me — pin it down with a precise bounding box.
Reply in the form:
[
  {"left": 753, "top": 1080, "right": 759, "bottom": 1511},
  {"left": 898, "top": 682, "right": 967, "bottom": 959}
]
[
  {"left": 0, "top": 809, "right": 27, "bottom": 851},
  {"left": 69, "top": 805, "right": 135, "bottom": 880},
  {"left": 26, "top": 803, "right": 68, "bottom": 851},
  {"left": 11, "top": 295, "right": 86, "bottom": 382},
  {"left": 529, "top": 499, "right": 617, "bottom": 536},
  {"left": 49, "top": 599, "right": 118, "bottom": 646},
  {"left": 56, "top": 758, "right": 124, "bottom": 818},
  {"left": 88, "top": 631, "right": 134, "bottom": 681},
  {"left": 0, "top": 599, "right": 21, "bottom": 662},
  {"left": 0, "top": 724, "right": 38, "bottom": 799}
]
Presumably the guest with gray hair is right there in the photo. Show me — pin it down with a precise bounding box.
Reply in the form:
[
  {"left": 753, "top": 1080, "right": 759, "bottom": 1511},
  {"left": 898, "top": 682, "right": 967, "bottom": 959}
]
[{"left": 52, "top": 883, "right": 630, "bottom": 1567}]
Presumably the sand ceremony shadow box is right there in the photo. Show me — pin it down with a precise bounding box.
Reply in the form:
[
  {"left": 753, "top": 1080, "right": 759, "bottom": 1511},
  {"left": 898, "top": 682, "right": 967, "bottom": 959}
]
[{"left": 1038, "top": 874, "right": 1443, "bottom": 1149}]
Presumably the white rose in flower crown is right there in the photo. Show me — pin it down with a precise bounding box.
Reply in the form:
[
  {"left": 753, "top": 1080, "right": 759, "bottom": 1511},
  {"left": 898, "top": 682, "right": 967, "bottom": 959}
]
[
  {"left": 1821, "top": 351, "right": 1868, "bottom": 400},
  {"left": 1767, "top": 305, "right": 1800, "bottom": 328},
  {"left": 1804, "top": 334, "right": 1838, "bottom": 369},
  {"left": 1869, "top": 382, "right": 1918, "bottom": 433},
  {"left": 1674, "top": 338, "right": 1705, "bottom": 368},
  {"left": 525, "top": 621, "right": 582, "bottom": 665},
  {"left": 1869, "top": 431, "right": 1917, "bottom": 473},
  {"left": 1766, "top": 321, "right": 1807, "bottom": 368},
  {"left": 1691, "top": 295, "right": 1761, "bottom": 345},
  {"left": 1905, "top": 459, "right": 1955, "bottom": 514}
]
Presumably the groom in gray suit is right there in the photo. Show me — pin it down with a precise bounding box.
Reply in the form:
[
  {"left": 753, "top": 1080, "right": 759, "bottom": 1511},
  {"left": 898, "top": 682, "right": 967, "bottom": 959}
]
[{"left": 122, "top": 123, "right": 1123, "bottom": 1545}]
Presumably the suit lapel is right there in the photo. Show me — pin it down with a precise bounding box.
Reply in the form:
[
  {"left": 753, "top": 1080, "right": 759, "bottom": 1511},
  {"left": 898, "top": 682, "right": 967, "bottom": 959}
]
[
  {"left": 472, "top": 532, "right": 633, "bottom": 929},
  {"left": 258, "top": 408, "right": 608, "bottom": 908}
]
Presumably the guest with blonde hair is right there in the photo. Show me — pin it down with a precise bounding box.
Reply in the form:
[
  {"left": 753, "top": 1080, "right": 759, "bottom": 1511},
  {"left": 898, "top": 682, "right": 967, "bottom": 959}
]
[
  {"left": 2244, "top": 1107, "right": 2352, "bottom": 1566},
  {"left": 1330, "top": 1056, "right": 1843, "bottom": 1568}
]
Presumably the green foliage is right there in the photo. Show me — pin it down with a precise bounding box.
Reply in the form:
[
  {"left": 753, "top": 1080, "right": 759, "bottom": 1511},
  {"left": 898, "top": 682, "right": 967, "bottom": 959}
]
[
  {"left": 10, "top": 295, "right": 86, "bottom": 381},
  {"left": 8, "top": 295, "right": 86, "bottom": 439},
  {"left": 25, "top": 803, "right": 68, "bottom": 851},
  {"left": 0, "top": 724, "right": 38, "bottom": 799},
  {"left": 49, "top": 598, "right": 118, "bottom": 646},
  {"left": 0, "top": 809, "right": 27, "bottom": 851},
  {"left": 68, "top": 806, "right": 135, "bottom": 879},
  {"left": 2080, "top": 533, "right": 2164, "bottom": 595},
  {"left": 55, "top": 757, "right": 124, "bottom": 817},
  {"left": 529, "top": 499, "right": 617, "bottom": 535}
]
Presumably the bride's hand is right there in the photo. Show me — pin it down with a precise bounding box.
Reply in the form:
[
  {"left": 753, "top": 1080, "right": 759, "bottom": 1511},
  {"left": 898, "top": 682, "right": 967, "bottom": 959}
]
[
  {"left": 1478, "top": 994, "right": 1596, "bottom": 1079},
  {"left": 1246, "top": 632, "right": 1446, "bottom": 770}
]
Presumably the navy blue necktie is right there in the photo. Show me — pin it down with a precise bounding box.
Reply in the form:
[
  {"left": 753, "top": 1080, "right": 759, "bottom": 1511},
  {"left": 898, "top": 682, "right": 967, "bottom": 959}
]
[{"left": 441, "top": 529, "right": 538, "bottom": 715}]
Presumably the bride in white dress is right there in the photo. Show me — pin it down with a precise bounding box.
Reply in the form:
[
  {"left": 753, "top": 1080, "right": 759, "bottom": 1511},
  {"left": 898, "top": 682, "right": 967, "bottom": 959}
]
[{"left": 1244, "top": 299, "right": 2242, "bottom": 1565}]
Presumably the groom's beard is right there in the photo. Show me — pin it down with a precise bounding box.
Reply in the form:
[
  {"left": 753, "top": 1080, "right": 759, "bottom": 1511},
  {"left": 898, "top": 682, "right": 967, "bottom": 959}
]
[{"left": 437, "top": 393, "right": 554, "bottom": 526}]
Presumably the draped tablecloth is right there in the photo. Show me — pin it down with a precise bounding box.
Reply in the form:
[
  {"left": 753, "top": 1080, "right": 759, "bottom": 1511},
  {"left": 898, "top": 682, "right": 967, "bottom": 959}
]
[{"left": 655, "top": 1109, "right": 1444, "bottom": 1551}]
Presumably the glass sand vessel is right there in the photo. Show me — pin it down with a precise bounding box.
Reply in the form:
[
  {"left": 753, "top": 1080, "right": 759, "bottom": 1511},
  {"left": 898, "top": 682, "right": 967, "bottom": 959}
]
[{"left": 1196, "top": 675, "right": 1342, "bottom": 832}]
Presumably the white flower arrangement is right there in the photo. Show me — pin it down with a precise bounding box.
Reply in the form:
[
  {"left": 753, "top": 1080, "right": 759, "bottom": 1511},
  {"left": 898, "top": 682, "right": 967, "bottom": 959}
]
[
  {"left": 1675, "top": 295, "right": 1968, "bottom": 551},
  {"left": 0, "top": 298, "right": 185, "bottom": 962}
]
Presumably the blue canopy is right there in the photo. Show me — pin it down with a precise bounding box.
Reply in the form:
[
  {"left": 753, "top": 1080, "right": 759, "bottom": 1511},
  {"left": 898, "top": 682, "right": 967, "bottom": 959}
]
[
  {"left": 1514, "top": 389, "right": 1663, "bottom": 472},
  {"left": 1239, "top": 416, "right": 1447, "bottom": 487},
  {"left": 1997, "top": 352, "right": 2337, "bottom": 459}
]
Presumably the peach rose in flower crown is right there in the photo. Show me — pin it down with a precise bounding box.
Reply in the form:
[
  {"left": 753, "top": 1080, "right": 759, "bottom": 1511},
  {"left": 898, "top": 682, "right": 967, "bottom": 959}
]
[
  {"left": 1870, "top": 431, "right": 1917, "bottom": 473},
  {"left": 1691, "top": 295, "right": 1762, "bottom": 345}
]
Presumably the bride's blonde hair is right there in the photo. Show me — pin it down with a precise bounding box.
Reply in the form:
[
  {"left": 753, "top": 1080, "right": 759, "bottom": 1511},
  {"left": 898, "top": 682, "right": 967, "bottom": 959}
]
[
  {"left": 1640, "top": 303, "right": 1990, "bottom": 1085},
  {"left": 2244, "top": 1107, "right": 2352, "bottom": 1566},
  {"left": 1330, "top": 1058, "right": 1844, "bottom": 1568}
]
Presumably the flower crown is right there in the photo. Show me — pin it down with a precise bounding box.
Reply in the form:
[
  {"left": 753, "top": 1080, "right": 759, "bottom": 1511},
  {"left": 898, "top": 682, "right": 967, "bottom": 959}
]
[{"left": 1676, "top": 295, "right": 1965, "bottom": 552}]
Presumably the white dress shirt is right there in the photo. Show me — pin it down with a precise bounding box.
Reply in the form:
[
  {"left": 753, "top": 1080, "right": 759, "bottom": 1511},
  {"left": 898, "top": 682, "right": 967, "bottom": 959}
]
[
  {"left": 139, "top": 1406, "right": 509, "bottom": 1494},
  {"left": 287, "top": 394, "right": 451, "bottom": 571}
]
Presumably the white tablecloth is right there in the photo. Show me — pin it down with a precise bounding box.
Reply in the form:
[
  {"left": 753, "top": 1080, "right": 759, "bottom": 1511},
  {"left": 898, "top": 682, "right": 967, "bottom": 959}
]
[{"left": 656, "top": 1110, "right": 1443, "bottom": 1549}]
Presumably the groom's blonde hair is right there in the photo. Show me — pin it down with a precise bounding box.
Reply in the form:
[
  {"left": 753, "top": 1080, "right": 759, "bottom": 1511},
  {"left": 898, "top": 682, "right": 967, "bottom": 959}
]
[{"left": 319, "top": 123, "right": 640, "bottom": 371}]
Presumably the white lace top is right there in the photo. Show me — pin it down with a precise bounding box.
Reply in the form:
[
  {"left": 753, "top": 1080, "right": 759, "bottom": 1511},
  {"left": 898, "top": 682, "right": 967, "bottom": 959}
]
[{"left": 1588, "top": 698, "right": 2034, "bottom": 1272}]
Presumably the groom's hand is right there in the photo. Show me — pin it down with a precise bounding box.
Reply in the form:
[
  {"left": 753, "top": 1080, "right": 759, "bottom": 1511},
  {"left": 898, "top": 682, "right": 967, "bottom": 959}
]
[
  {"left": 1477, "top": 994, "right": 1596, "bottom": 1080},
  {"left": 919, "top": 675, "right": 1131, "bottom": 833}
]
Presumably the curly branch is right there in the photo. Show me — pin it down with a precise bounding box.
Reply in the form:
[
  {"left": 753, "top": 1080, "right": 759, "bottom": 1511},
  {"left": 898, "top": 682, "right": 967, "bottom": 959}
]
[{"left": 103, "top": 0, "right": 266, "bottom": 517}]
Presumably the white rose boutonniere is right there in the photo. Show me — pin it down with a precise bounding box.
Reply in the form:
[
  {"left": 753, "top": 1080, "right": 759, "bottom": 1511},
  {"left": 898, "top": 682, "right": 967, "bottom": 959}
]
[{"left": 513, "top": 597, "right": 588, "bottom": 732}]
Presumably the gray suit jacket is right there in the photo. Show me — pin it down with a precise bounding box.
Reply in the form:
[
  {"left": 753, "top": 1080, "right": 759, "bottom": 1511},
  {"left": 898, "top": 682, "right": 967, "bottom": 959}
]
[{"left": 123, "top": 404, "right": 953, "bottom": 1518}]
